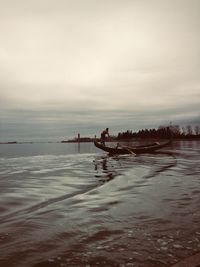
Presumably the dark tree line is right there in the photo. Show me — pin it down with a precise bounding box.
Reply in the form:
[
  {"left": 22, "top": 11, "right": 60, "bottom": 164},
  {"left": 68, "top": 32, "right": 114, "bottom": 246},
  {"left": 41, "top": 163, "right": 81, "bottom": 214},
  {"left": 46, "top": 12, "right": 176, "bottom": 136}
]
[{"left": 116, "top": 125, "right": 200, "bottom": 140}]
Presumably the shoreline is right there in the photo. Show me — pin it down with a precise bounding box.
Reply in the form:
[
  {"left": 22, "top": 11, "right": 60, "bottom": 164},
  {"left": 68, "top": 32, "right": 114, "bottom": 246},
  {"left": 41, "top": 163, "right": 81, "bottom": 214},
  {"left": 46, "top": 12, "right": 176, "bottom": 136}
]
[{"left": 1, "top": 137, "right": 200, "bottom": 145}]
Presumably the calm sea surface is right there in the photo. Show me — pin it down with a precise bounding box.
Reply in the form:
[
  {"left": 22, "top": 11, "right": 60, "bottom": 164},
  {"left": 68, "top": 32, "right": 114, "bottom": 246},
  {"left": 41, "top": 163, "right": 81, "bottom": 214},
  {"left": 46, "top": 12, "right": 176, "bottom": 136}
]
[{"left": 0, "top": 141, "right": 200, "bottom": 267}]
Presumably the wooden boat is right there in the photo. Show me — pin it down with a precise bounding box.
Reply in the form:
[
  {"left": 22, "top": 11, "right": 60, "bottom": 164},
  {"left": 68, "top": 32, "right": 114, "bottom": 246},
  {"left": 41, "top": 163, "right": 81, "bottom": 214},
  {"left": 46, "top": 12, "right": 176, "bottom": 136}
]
[{"left": 94, "top": 140, "right": 171, "bottom": 155}]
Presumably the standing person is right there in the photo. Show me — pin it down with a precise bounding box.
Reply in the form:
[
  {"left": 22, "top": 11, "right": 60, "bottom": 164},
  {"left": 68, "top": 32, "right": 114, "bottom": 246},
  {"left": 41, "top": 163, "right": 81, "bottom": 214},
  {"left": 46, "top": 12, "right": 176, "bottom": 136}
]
[{"left": 101, "top": 128, "right": 110, "bottom": 145}]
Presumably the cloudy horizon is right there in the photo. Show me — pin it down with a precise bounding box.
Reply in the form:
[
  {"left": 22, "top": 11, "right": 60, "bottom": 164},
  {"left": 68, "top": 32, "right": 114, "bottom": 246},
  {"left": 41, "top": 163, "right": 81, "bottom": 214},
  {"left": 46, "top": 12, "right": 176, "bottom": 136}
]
[{"left": 0, "top": 0, "right": 200, "bottom": 141}]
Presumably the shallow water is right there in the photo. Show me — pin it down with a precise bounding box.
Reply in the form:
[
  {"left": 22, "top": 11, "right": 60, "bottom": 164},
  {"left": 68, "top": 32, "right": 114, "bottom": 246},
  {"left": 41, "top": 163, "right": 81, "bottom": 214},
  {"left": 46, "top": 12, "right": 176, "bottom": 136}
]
[{"left": 0, "top": 141, "right": 200, "bottom": 267}]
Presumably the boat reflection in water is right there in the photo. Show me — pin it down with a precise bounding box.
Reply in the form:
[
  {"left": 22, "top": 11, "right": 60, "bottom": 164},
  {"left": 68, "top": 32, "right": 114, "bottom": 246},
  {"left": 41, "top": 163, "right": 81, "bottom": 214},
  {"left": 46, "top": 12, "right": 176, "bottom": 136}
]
[{"left": 94, "top": 149, "right": 177, "bottom": 185}]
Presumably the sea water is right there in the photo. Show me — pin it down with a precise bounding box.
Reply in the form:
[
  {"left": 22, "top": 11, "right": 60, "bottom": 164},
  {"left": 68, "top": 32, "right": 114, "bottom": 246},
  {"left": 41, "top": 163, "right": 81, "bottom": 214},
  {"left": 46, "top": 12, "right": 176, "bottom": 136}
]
[{"left": 0, "top": 141, "right": 200, "bottom": 267}]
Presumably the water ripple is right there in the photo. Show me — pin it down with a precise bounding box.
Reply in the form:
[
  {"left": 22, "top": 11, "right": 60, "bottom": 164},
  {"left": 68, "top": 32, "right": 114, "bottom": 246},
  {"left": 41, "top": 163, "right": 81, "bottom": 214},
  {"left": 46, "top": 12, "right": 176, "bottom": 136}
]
[{"left": 0, "top": 141, "right": 200, "bottom": 267}]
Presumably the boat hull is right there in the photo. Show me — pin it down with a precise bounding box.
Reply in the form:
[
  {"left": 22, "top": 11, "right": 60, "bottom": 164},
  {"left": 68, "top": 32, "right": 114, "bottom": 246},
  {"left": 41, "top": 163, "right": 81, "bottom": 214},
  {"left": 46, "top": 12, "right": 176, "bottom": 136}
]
[{"left": 94, "top": 140, "right": 171, "bottom": 155}]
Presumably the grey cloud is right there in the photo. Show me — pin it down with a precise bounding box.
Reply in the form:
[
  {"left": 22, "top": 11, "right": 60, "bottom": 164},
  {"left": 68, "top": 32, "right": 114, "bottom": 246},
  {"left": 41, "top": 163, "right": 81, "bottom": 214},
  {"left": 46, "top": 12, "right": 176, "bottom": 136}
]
[
  {"left": 0, "top": 0, "right": 200, "bottom": 140},
  {"left": 1, "top": 101, "right": 199, "bottom": 141}
]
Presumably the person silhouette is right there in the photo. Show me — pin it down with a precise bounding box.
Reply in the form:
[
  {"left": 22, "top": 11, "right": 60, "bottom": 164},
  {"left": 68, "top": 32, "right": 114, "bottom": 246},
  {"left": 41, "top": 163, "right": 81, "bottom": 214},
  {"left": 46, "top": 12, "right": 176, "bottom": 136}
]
[{"left": 100, "top": 128, "right": 110, "bottom": 145}]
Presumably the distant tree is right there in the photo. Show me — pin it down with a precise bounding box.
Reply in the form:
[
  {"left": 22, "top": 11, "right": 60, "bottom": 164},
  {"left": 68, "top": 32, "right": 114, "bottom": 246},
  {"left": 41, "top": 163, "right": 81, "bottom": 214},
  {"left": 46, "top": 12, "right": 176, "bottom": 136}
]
[
  {"left": 170, "top": 125, "right": 181, "bottom": 137},
  {"left": 194, "top": 125, "right": 200, "bottom": 135},
  {"left": 186, "top": 125, "right": 193, "bottom": 136},
  {"left": 158, "top": 125, "right": 172, "bottom": 138},
  {"left": 181, "top": 126, "right": 186, "bottom": 136}
]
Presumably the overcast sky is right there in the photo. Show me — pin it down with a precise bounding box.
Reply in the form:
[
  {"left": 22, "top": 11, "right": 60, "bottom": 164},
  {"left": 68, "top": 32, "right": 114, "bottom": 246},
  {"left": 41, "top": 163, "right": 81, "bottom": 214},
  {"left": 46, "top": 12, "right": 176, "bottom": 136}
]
[{"left": 0, "top": 0, "right": 200, "bottom": 141}]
